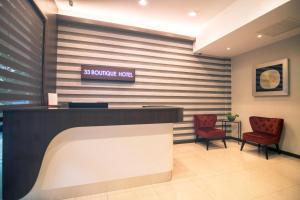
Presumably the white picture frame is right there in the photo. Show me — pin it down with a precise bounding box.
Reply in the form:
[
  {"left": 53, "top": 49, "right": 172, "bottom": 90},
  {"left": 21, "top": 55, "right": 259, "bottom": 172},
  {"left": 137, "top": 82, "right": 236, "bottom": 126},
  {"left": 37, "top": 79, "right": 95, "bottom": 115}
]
[{"left": 252, "top": 58, "right": 289, "bottom": 96}]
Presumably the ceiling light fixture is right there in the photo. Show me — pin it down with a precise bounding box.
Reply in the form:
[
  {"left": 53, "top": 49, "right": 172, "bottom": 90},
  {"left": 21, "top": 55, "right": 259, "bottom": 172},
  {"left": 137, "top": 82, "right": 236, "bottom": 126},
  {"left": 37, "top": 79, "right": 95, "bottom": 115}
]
[
  {"left": 257, "top": 34, "right": 263, "bottom": 38},
  {"left": 69, "top": 0, "right": 73, "bottom": 7},
  {"left": 188, "top": 11, "right": 197, "bottom": 17},
  {"left": 139, "top": 0, "right": 148, "bottom": 6},
  {"left": 226, "top": 47, "right": 231, "bottom": 51}
]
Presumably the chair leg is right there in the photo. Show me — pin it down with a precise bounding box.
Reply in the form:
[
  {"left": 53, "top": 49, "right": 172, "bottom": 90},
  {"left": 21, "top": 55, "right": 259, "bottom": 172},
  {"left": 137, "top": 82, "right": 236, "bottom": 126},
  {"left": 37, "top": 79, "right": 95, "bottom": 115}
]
[
  {"left": 265, "top": 145, "right": 269, "bottom": 160},
  {"left": 276, "top": 144, "right": 281, "bottom": 154},
  {"left": 240, "top": 140, "right": 245, "bottom": 151},
  {"left": 222, "top": 138, "right": 227, "bottom": 148},
  {"left": 206, "top": 139, "right": 209, "bottom": 151},
  {"left": 258, "top": 144, "right": 261, "bottom": 153},
  {"left": 195, "top": 135, "right": 198, "bottom": 143}
]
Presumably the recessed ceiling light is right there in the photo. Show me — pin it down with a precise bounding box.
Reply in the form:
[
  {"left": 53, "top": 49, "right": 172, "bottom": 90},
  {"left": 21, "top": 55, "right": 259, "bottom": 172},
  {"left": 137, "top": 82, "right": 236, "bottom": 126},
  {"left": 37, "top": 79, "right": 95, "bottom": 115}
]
[
  {"left": 139, "top": 0, "right": 148, "bottom": 6},
  {"left": 226, "top": 47, "right": 231, "bottom": 51},
  {"left": 257, "top": 34, "right": 263, "bottom": 38},
  {"left": 188, "top": 11, "right": 197, "bottom": 17}
]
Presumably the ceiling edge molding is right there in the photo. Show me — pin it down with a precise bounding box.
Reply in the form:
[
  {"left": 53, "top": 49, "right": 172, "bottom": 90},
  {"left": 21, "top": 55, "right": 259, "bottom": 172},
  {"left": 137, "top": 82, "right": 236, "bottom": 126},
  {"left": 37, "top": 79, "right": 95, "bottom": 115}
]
[{"left": 57, "top": 14, "right": 195, "bottom": 42}]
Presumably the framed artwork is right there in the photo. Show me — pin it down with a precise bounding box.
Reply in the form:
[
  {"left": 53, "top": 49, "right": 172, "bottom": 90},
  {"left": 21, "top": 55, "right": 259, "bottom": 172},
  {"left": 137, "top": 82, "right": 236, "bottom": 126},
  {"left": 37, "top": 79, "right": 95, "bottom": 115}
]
[{"left": 252, "top": 58, "right": 289, "bottom": 96}]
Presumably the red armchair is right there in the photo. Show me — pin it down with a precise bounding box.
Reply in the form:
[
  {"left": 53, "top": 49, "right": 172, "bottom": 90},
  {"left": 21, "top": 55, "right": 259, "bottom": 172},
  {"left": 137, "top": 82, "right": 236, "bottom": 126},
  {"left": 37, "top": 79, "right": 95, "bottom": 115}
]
[
  {"left": 240, "top": 116, "right": 284, "bottom": 159},
  {"left": 194, "top": 114, "right": 227, "bottom": 150}
]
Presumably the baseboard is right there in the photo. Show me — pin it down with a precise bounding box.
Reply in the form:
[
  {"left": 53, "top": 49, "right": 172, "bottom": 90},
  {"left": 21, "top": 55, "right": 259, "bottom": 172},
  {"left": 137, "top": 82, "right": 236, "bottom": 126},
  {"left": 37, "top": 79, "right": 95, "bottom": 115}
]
[
  {"left": 174, "top": 137, "right": 231, "bottom": 144},
  {"left": 173, "top": 137, "right": 300, "bottom": 159},
  {"left": 173, "top": 139, "right": 195, "bottom": 144},
  {"left": 229, "top": 136, "right": 300, "bottom": 159},
  {"left": 225, "top": 136, "right": 237, "bottom": 140},
  {"left": 173, "top": 138, "right": 212, "bottom": 144}
]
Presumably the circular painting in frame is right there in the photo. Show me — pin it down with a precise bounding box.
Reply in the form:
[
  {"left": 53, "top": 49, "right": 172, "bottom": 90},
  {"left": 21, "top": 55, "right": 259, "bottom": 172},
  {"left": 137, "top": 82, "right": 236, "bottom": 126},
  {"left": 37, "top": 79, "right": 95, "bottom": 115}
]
[{"left": 252, "top": 58, "right": 289, "bottom": 96}]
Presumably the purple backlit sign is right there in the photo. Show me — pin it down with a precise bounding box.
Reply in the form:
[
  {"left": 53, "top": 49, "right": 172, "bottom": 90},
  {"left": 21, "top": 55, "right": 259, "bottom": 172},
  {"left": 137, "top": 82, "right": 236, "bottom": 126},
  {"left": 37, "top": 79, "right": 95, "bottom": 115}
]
[{"left": 81, "top": 65, "right": 135, "bottom": 82}]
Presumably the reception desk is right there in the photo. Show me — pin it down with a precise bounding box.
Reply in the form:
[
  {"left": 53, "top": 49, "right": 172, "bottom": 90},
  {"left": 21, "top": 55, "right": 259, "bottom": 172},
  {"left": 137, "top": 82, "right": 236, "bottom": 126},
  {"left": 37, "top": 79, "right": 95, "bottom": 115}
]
[{"left": 3, "top": 107, "right": 183, "bottom": 200}]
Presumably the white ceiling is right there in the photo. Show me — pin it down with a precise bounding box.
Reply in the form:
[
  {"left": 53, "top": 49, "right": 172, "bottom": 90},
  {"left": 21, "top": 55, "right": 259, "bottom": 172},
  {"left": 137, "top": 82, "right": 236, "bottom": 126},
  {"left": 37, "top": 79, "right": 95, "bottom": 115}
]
[
  {"left": 54, "top": 0, "right": 300, "bottom": 57},
  {"left": 54, "top": 0, "right": 236, "bottom": 37},
  {"left": 195, "top": 0, "right": 300, "bottom": 57}
]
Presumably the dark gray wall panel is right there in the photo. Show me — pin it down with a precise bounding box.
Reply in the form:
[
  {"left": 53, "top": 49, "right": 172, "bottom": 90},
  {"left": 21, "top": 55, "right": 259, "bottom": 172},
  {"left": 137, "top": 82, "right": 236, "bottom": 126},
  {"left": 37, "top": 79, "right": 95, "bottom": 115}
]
[{"left": 33, "top": 0, "right": 58, "bottom": 105}]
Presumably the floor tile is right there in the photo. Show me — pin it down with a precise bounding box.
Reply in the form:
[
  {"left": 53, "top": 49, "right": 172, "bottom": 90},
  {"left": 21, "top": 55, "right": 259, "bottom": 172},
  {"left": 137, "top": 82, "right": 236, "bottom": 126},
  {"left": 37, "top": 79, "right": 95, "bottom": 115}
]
[
  {"left": 254, "top": 184, "right": 300, "bottom": 200},
  {"left": 66, "top": 140, "right": 300, "bottom": 200}
]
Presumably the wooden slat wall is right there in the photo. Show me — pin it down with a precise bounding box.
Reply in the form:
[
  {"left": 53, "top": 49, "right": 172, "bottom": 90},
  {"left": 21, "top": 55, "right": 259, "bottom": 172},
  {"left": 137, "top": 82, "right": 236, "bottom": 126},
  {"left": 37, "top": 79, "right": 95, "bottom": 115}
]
[{"left": 56, "top": 20, "right": 231, "bottom": 142}]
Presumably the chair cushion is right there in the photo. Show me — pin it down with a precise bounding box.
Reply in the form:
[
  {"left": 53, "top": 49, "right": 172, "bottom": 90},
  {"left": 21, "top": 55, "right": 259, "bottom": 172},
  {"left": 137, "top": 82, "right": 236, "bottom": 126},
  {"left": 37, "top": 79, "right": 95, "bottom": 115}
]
[
  {"left": 243, "top": 132, "right": 278, "bottom": 145},
  {"left": 196, "top": 128, "right": 225, "bottom": 139}
]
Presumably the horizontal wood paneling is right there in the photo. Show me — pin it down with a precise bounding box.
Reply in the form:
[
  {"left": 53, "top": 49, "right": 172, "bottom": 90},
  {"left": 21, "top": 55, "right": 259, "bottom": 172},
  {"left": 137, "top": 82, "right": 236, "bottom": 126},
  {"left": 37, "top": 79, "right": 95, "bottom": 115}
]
[{"left": 56, "top": 20, "right": 231, "bottom": 142}]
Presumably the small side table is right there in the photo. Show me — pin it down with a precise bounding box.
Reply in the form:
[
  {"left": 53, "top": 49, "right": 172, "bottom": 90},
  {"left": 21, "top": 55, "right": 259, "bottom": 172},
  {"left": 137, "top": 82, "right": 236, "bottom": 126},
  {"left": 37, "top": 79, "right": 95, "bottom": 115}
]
[{"left": 221, "top": 120, "right": 242, "bottom": 143}]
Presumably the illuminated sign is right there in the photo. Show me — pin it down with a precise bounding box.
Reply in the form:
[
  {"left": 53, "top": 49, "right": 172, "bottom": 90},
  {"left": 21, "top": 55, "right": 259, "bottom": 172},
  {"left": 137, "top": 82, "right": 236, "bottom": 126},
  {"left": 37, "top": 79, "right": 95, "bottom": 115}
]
[{"left": 81, "top": 65, "right": 135, "bottom": 82}]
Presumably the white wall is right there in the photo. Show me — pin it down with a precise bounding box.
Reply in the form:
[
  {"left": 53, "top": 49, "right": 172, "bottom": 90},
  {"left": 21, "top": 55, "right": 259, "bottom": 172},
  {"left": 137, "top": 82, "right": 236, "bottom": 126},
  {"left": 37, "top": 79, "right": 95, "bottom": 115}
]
[{"left": 232, "top": 35, "right": 300, "bottom": 155}]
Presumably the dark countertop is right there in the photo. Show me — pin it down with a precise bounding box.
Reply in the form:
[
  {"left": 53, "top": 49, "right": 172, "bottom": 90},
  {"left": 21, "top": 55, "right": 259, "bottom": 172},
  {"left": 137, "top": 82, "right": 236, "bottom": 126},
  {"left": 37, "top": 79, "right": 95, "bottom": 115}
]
[{"left": 3, "top": 106, "right": 181, "bottom": 112}]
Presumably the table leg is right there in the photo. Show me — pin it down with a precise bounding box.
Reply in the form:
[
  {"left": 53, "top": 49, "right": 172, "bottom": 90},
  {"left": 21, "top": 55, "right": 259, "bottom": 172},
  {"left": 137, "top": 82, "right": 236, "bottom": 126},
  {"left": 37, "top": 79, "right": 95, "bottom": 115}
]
[
  {"left": 224, "top": 122, "right": 227, "bottom": 137},
  {"left": 238, "top": 122, "right": 241, "bottom": 144},
  {"left": 222, "top": 121, "right": 223, "bottom": 131},
  {"left": 240, "top": 122, "right": 242, "bottom": 144}
]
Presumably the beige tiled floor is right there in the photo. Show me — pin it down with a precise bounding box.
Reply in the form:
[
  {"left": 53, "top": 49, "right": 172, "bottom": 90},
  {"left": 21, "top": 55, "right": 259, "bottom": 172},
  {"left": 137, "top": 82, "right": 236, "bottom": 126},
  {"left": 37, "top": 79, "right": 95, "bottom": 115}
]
[{"left": 66, "top": 140, "right": 300, "bottom": 200}]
